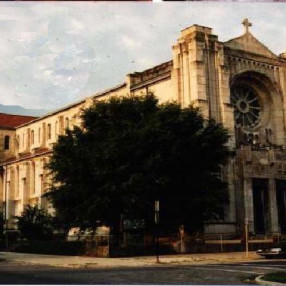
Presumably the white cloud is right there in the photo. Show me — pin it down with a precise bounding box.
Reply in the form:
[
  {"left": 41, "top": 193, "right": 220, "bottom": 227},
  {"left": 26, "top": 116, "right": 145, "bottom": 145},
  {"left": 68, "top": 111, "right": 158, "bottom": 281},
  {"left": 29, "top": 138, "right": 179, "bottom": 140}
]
[
  {"left": 0, "top": 2, "right": 285, "bottom": 110},
  {"left": 121, "top": 36, "right": 142, "bottom": 50}
]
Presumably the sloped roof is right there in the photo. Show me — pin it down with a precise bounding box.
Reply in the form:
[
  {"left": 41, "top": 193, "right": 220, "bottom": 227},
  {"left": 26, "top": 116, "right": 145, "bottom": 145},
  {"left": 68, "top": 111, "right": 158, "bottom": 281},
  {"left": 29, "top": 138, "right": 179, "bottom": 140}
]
[
  {"left": 0, "top": 113, "right": 37, "bottom": 128},
  {"left": 224, "top": 32, "right": 277, "bottom": 59}
]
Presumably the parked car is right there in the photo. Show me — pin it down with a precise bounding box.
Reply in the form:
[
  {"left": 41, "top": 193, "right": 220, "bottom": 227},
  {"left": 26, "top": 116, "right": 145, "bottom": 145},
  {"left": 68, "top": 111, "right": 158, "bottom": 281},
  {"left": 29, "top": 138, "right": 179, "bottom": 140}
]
[
  {"left": 257, "top": 242, "right": 286, "bottom": 259},
  {"left": 66, "top": 227, "right": 109, "bottom": 241}
]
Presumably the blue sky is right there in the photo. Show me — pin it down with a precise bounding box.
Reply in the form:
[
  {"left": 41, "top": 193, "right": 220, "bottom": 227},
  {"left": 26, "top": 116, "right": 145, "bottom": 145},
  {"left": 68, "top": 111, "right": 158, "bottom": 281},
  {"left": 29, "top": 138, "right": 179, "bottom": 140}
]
[{"left": 0, "top": 2, "right": 285, "bottom": 110}]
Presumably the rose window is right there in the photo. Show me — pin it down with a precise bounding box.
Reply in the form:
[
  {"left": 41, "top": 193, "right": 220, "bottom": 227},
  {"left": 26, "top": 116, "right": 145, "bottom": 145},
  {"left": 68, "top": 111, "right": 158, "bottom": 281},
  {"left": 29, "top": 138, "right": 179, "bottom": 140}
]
[{"left": 231, "top": 85, "right": 261, "bottom": 128}]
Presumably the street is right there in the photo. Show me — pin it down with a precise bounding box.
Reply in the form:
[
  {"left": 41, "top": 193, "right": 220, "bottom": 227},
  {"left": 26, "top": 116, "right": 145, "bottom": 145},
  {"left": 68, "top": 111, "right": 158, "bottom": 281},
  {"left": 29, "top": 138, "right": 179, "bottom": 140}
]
[{"left": 0, "top": 258, "right": 286, "bottom": 284}]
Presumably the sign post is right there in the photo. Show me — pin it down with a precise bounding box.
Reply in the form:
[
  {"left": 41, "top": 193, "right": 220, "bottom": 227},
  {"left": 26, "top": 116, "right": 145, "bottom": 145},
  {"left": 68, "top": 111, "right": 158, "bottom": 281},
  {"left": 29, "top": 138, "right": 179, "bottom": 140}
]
[{"left": 155, "top": 200, "right": 160, "bottom": 263}]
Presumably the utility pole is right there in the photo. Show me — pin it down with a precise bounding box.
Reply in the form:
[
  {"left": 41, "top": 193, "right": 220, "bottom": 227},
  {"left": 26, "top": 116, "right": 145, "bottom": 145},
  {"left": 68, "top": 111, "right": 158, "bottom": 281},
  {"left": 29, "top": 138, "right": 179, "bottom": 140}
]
[{"left": 155, "top": 200, "right": 160, "bottom": 263}]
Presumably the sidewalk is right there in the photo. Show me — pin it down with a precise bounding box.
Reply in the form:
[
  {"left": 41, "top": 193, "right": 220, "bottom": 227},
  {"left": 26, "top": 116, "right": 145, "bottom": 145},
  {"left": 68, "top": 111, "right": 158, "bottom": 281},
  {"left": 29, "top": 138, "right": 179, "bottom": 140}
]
[{"left": 0, "top": 251, "right": 261, "bottom": 269}]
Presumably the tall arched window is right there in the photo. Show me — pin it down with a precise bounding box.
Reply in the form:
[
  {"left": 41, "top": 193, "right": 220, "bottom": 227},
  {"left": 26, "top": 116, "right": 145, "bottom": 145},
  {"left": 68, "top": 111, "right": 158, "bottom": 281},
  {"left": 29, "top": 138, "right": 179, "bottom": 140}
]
[
  {"left": 38, "top": 127, "right": 41, "bottom": 143},
  {"left": 31, "top": 130, "right": 34, "bottom": 145},
  {"left": 17, "top": 135, "right": 20, "bottom": 148},
  {"left": 16, "top": 165, "right": 20, "bottom": 197},
  {"left": 47, "top": 124, "right": 51, "bottom": 140},
  {"left": 65, "top": 118, "right": 69, "bottom": 129},
  {"left": 55, "top": 121, "right": 58, "bottom": 137},
  {"left": 32, "top": 162, "right": 36, "bottom": 195},
  {"left": 4, "top": 135, "right": 9, "bottom": 150}
]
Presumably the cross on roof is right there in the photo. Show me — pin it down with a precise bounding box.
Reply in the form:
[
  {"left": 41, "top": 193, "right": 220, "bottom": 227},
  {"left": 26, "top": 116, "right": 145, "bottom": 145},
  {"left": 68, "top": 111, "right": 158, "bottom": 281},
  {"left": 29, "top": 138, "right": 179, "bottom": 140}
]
[{"left": 242, "top": 18, "right": 252, "bottom": 34}]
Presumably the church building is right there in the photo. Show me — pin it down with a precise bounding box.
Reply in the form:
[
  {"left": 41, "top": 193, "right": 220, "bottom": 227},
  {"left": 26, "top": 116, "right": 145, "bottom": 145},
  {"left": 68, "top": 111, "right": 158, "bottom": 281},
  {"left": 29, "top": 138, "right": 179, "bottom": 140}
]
[{"left": 1, "top": 19, "right": 286, "bottom": 238}]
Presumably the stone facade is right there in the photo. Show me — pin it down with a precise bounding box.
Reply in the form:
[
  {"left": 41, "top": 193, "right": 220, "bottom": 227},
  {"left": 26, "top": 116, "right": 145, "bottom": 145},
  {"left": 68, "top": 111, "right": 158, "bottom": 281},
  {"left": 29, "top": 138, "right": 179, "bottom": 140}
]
[{"left": 1, "top": 19, "right": 286, "bottom": 237}]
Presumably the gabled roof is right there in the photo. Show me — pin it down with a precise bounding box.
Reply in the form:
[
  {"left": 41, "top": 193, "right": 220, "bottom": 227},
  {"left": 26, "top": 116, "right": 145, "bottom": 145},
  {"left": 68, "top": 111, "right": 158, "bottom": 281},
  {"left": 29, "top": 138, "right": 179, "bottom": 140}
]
[
  {"left": 0, "top": 113, "right": 37, "bottom": 128},
  {"left": 224, "top": 32, "right": 277, "bottom": 59}
]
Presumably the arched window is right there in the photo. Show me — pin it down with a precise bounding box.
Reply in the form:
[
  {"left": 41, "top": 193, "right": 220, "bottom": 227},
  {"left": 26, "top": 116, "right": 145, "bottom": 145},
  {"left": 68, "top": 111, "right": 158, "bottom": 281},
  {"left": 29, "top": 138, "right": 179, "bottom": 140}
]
[
  {"left": 32, "top": 162, "right": 36, "bottom": 194},
  {"left": 4, "top": 135, "right": 10, "bottom": 150},
  {"left": 31, "top": 130, "right": 34, "bottom": 145},
  {"left": 55, "top": 121, "right": 58, "bottom": 137},
  {"left": 65, "top": 118, "right": 69, "bottom": 130},
  {"left": 38, "top": 127, "right": 41, "bottom": 143},
  {"left": 16, "top": 165, "right": 19, "bottom": 197},
  {"left": 47, "top": 124, "right": 51, "bottom": 140}
]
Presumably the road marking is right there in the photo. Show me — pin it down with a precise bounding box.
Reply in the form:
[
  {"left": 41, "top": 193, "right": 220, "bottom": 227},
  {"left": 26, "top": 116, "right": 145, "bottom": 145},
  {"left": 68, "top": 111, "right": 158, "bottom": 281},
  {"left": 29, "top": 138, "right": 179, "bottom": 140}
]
[
  {"left": 255, "top": 264, "right": 286, "bottom": 267},
  {"left": 196, "top": 263, "right": 286, "bottom": 271},
  {"left": 191, "top": 266, "right": 261, "bottom": 274},
  {"left": 240, "top": 263, "right": 286, "bottom": 270}
]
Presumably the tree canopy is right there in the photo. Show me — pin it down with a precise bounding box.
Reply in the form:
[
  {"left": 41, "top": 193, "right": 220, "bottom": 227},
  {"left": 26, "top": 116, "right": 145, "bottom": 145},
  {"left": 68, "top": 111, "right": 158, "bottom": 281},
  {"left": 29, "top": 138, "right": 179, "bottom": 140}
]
[{"left": 47, "top": 95, "right": 231, "bottom": 234}]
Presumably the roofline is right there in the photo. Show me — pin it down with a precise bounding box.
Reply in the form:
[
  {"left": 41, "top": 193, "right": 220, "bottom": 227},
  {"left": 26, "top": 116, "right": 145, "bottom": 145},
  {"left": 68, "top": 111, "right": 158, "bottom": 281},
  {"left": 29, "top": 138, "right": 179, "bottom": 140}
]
[
  {"left": 181, "top": 24, "right": 212, "bottom": 33},
  {"left": 17, "top": 82, "right": 127, "bottom": 129},
  {"left": 224, "top": 32, "right": 278, "bottom": 58},
  {"left": 0, "top": 113, "right": 37, "bottom": 129},
  {"left": 92, "top": 82, "right": 127, "bottom": 100},
  {"left": 128, "top": 60, "right": 173, "bottom": 77},
  {"left": 0, "top": 126, "right": 15, "bottom": 131}
]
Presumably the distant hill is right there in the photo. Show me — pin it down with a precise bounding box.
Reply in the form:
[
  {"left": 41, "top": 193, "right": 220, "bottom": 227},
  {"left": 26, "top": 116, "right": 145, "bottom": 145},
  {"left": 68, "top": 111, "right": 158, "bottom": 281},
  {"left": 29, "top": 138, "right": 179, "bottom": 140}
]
[{"left": 0, "top": 104, "right": 50, "bottom": 117}]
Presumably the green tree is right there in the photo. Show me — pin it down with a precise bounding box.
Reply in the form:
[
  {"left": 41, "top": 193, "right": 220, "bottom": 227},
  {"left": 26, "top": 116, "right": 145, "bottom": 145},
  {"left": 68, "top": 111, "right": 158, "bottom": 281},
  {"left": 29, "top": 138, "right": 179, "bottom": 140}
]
[
  {"left": 16, "top": 205, "right": 53, "bottom": 240},
  {"left": 47, "top": 95, "right": 231, "bottom": 234}
]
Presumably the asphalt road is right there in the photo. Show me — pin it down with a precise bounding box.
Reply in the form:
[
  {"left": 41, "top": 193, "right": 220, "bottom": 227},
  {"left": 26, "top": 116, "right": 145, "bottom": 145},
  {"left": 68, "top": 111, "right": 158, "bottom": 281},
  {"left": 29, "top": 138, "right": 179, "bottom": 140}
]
[{"left": 1, "top": 259, "right": 286, "bottom": 284}]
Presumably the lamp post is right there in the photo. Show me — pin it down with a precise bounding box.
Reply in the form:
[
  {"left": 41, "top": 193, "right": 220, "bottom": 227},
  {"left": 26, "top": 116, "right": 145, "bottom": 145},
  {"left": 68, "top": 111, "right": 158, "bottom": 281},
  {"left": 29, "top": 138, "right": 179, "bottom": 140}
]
[{"left": 155, "top": 200, "right": 160, "bottom": 263}]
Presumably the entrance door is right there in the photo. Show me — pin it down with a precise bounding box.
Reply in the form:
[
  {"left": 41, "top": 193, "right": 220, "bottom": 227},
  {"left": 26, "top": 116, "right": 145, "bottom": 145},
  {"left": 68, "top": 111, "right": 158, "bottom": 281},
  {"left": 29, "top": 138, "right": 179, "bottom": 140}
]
[
  {"left": 276, "top": 180, "right": 286, "bottom": 233},
  {"left": 252, "top": 179, "right": 268, "bottom": 234}
]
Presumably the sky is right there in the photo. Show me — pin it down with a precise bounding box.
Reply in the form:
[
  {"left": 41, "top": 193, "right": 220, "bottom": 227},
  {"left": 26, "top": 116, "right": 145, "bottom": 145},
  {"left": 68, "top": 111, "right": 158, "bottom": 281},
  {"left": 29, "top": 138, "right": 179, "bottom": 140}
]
[{"left": 0, "top": 2, "right": 285, "bottom": 110}]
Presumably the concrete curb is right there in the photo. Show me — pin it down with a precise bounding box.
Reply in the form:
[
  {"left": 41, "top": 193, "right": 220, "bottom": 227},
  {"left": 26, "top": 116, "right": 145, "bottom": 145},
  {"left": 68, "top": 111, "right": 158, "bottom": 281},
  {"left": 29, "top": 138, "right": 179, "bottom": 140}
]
[
  {"left": 255, "top": 275, "right": 286, "bottom": 285},
  {"left": 0, "top": 251, "right": 261, "bottom": 269}
]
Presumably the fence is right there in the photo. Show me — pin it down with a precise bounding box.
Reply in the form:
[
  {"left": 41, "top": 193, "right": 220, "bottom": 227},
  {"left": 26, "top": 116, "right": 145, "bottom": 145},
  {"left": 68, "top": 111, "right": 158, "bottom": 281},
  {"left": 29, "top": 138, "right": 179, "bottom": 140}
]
[
  {"left": 0, "top": 233, "right": 277, "bottom": 257},
  {"left": 80, "top": 233, "right": 276, "bottom": 257}
]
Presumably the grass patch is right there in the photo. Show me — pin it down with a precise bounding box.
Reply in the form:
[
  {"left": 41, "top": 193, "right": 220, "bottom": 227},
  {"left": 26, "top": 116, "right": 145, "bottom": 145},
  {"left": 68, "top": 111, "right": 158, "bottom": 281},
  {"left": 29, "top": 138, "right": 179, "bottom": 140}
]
[{"left": 263, "top": 272, "right": 286, "bottom": 283}]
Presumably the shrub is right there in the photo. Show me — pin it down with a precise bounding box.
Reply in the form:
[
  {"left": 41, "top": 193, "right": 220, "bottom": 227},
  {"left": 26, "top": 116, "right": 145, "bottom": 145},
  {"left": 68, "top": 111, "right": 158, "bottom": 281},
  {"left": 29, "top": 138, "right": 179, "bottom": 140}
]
[{"left": 16, "top": 205, "right": 53, "bottom": 240}]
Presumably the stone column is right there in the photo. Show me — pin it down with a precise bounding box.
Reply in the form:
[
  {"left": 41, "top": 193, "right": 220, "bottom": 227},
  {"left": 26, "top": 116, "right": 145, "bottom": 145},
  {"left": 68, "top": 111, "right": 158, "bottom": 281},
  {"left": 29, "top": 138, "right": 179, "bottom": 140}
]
[
  {"left": 268, "top": 179, "right": 279, "bottom": 234},
  {"left": 223, "top": 160, "right": 237, "bottom": 223},
  {"left": 243, "top": 177, "right": 254, "bottom": 233}
]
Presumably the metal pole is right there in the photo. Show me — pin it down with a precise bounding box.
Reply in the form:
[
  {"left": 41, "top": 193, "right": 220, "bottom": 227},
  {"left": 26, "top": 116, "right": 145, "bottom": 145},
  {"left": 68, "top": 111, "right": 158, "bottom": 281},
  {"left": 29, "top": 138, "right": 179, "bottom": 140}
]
[
  {"left": 156, "top": 229, "right": 159, "bottom": 263},
  {"left": 245, "top": 218, "right": 249, "bottom": 258},
  {"left": 155, "top": 200, "right": 160, "bottom": 263}
]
